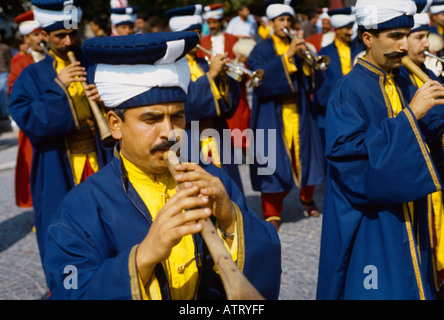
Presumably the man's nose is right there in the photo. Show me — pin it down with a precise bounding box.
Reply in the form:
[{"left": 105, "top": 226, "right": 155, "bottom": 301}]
[
  {"left": 399, "top": 37, "right": 409, "bottom": 52},
  {"left": 64, "top": 35, "right": 73, "bottom": 46},
  {"left": 159, "top": 117, "right": 174, "bottom": 139}
]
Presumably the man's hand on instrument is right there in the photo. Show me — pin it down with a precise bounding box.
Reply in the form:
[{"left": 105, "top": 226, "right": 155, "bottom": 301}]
[
  {"left": 173, "top": 162, "right": 236, "bottom": 235},
  {"left": 84, "top": 84, "right": 102, "bottom": 103},
  {"left": 208, "top": 53, "right": 228, "bottom": 80},
  {"left": 409, "top": 80, "right": 444, "bottom": 119},
  {"left": 136, "top": 185, "right": 212, "bottom": 284},
  {"left": 57, "top": 61, "right": 86, "bottom": 87},
  {"left": 286, "top": 36, "right": 305, "bottom": 58}
]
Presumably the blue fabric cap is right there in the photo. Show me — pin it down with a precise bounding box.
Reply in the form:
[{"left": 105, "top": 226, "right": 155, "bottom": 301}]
[
  {"left": 31, "top": 0, "right": 85, "bottom": 10},
  {"left": 429, "top": 0, "right": 444, "bottom": 13},
  {"left": 415, "top": 0, "right": 431, "bottom": 13},
  {"left": 116, "top": 87, "right": 187, "bottom": 109},
  {"left": 43, "top": 21, "right": 72, "bottom": 32},
  {"left": 411, "top": 24, "right": 430, "bottom": 32},
  {"left": 82, "top": 31, "right": 199, "bottom": 65},
  {"left": 109, "top": 7, "right": 138, "bottom": 14},
  {"left": 327, "top": 7, "right": 354, "bottom": 16},
  {"left": 83, "top": 32, "right": 199, "bottom": 108},
  {"left": 164, "top": 5, "right": 203, "bottom": 19},
  {"left": 357, "top": 14, "right": 414, "bottom": 30}
]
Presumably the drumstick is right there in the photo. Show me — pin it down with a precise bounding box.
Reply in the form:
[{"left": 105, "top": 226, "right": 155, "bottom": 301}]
[{"left": 163, "top": 150, "right": 265, "bottom": 300}]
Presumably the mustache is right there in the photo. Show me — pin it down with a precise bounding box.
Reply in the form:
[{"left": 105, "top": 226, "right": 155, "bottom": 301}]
[
  {"left": 384, "top": 51, "right": 407, "bottom": 59},
  {"left": 150, "top": 140, "right": 176, "bottom": 154}
]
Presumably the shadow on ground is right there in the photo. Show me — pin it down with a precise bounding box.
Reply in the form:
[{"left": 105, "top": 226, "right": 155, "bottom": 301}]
[
  {"left": 0, "top": 136, "right": 18, "bottom": 152},
  {"left": 0, "top": 210, "right": 34, "bottom": 253}
]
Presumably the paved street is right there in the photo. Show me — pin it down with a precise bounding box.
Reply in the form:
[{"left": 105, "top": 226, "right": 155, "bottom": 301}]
[{"left": 0, "top": 127, "right": 324, "bottom": 300}]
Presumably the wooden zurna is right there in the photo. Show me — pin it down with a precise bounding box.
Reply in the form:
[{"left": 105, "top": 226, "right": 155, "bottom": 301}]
[
  {"left": 67, "top": 51, "right": 115, "bottom": 147},
  {"left": 401, "top": 56, "right": 431, "bottom": 83},
  {"left": 163, "top": 150, "right": 265, "bottom": 300}
]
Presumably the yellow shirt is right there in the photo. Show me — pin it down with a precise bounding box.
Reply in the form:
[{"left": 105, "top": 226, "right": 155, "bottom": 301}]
[
  {"left": 52, "top": 52, "right": 99, "bottom": 185},
  {"left": 335, "top": 38, "right": 352, "bottom": 75},
  {"left": 272, "top": 34, "right": 301, "bottom": 180},
  {"left": 384, "top": 72, "right": 403, "bottom": 117},
  {"left": 121, "top": 151, "right": 199, "bottom": 300},
  {"left": 121, "top": 152, "right": 237, "bottom": 299}
]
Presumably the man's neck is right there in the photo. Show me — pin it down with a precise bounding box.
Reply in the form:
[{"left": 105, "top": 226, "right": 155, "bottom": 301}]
[
  {"left": 335, "top": 37, "right": 351, "bottom": 47},
  {"left": 49, "top": 49, "right": 69, "bottom": 61}
]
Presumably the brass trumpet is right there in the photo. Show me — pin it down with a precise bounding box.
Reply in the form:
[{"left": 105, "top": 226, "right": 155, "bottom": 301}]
[
  {"left": 424, "top": 50, "right": 444, "bottom": 64},
  {"left": 283, "top": 28, "right": 330, "bottom": 71},
  {"left": 196, "top": 44, "right": 265, "bottom": 87}
]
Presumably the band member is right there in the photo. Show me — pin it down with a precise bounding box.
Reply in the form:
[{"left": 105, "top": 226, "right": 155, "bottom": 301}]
[
  {"left": 312, "top": 7, "right": 362, "bottom": 149},
  {"left": 7, "top": 10, "right": 47, "bottom": 208},
  {"left": 197, "top": 3, "right": 239, "bottom": 60},
  {"left": 317, "top": 0, "right": 444, "bottom": 299},
  {"left": 430, "top": 1, "right": 444, "bottom": 40},
  {"left": 396, "top": 1, "right": 444, "bottom": 294},
  {"left": 305, "top": 8, "right": 335, "bottom": 52},
  {"left": 165, "top": 5, "right": 243, "bottom": 191},
  {"left": 247, "top": 0, "right": 325, "bottom": 229},
  {"left": 197, "top": 3, "right": 250, "bottom": 156},
  {"left": 8, "top": 0, "right": 113, "bottom": 277},
  {"left": 43, "top": 31, "right": 281, "bottom": 300},
  {"left": 109, "top": 6, "right": 137, "bottom": 36}
]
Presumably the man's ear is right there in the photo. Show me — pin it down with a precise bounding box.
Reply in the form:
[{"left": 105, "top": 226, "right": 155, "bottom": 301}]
[
  {"left": 107, "top": 110, "right": 122, "bottom": 140},
  {"left": 361, "top": 31, "right": 373, "bottom": 49}
]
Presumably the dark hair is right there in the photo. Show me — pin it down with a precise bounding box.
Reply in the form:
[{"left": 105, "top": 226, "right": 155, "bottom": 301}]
[
  {"left": 90, "top": 16, "right": 107, "bottom": 30},
  {"left": 237, "top": 4, "right": 248, "bottom": 12},
  {"left": 137, "top": 13, "right": 148, "bottom": 21},
  {"left": 143, "top": 16, "right": 164, "bottom": 33},
  {"left": 113, "top": 107, "right": 126, "bottom": 121},
  {"left": 357, "top": 28, "right": 381, "bottom": 47}
]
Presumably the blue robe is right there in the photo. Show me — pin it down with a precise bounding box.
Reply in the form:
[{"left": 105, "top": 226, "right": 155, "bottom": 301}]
[
  {"left": 43, "top": 146, "right": 281, "bottom": 299},
  {"left": 317, "top": 58, "right": 444, "bottom": 300},
  {"left": 397, "top": 64, "right": 444, "bottom": 183},
  {"left": 8, "top": 52, "right": 113, "bottom": 272},
  {"left": 313, "top": 39, "right": 364, "bottom": 148},
  {"left": 184, "top": 57, "right": 243, "bottom": 191},
  {"left": 246, "top": 38, "right": 325, "bottom": 193}
]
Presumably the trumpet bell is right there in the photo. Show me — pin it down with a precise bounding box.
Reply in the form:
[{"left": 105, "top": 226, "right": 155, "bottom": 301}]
[
  {"left": 251, "top": 69, "right": 265, "bottom": 87},
  {"left": 314, "top": 55, "right": 331, "bottom": 71}
]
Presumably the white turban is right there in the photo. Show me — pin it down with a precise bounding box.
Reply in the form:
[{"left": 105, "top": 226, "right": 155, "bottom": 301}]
[
  {"left": 355, "top": 0, "right": 416, "bottom": 29},
  {"left": 412, "top": 13, "right": 430, "bottom": 30},
  {"left": 94, "top": 39, "right": 191, "bottom": 108},
  {"left": 34, "top": 5, "right": 83, "bottom": 30},
  {"left": 266, "top": 4, "right": 294, "bottom": 20},
  {"left": 110, "top": 11, "right": 137, "bottom": 26},
  {"left": 168, "top": 15, "right": 203, "bottom": 32},
  {"left": 203, "top": 8, "right": 224, "bottom": 20},
  {"left": 331, "top": 14, "right": 356, "bottom": 29},
  {"left": 430, "top": 5, "right": 444, "bottom": 15},
  {"left": 19, "top": 20, "right": 41, "bottom": 36}
]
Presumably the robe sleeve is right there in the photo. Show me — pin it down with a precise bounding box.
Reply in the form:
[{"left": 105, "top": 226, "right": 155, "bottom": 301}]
[
  {"left": 326, "top": 88, "right": 442, "bottom": 206},
  {"left": 8, "top": 66, "right": 79, "bottom": 144},
  {"left": 185, "top": 73, "right": 240, "bottom": 123},
  {"left": 45, "top": 222, "right": 138, "bottom": 299}
]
